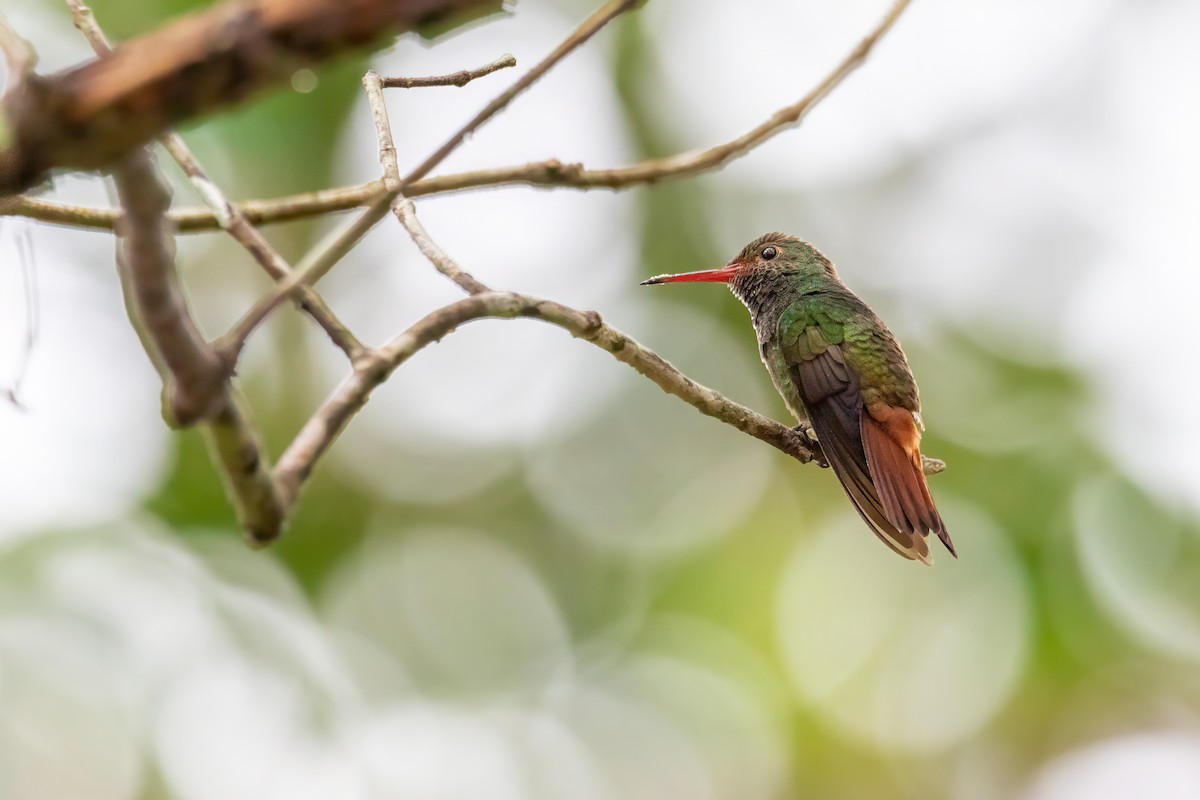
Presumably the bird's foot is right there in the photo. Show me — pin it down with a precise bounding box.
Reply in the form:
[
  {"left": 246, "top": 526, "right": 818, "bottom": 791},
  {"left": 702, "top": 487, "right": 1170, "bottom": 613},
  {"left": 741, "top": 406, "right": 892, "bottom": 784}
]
[{"left": 792, "top": 423, "right": 829, "bottom": 468}]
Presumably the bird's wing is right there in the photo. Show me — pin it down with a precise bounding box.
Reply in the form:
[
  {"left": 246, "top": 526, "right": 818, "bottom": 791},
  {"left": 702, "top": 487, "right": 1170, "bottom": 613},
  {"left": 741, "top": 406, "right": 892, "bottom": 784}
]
[
  {"left": 860, "top": 402, "right": 956, "bottom": 558},
  {"left": 790, "top": 343, "right": 934, "bottom": 564}
]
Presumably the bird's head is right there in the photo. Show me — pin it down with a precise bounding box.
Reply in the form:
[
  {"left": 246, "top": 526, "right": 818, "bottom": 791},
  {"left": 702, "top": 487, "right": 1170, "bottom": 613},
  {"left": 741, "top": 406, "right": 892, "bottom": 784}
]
[{"left": 640, "top": 232, "right": 837, "bottom": 288}]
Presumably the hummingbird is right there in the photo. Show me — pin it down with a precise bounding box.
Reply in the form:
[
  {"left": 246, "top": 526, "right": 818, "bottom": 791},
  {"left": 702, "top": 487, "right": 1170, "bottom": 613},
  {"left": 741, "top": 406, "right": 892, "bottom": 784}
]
[{"left": 641, "top": 233, "right": 955, "bottom": 564}]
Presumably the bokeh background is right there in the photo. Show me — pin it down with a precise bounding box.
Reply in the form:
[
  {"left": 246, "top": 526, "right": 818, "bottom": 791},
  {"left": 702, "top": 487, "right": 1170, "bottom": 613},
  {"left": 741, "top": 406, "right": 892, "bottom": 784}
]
[{"left": 2, "top": 0, "right": 1199, "bottom": 798}]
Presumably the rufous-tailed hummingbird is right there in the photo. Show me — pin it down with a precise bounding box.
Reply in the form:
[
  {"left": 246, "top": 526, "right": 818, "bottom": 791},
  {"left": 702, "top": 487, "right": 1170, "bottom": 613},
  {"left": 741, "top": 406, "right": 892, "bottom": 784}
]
[{"left": 642, "top": 233, "right": 955, "bottom": 564}]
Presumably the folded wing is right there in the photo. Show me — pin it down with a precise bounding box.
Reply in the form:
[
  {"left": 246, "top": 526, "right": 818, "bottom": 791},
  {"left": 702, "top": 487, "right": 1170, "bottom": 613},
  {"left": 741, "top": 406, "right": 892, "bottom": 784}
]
[{"left": 792, "top": 344, "right": 954, "bottom": 563}]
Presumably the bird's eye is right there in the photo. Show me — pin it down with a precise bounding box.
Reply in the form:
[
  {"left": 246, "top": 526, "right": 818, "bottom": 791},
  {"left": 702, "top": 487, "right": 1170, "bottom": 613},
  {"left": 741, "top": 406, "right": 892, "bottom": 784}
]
[{"left": 761, "top": 246, "right": 777, "bottom": 260}]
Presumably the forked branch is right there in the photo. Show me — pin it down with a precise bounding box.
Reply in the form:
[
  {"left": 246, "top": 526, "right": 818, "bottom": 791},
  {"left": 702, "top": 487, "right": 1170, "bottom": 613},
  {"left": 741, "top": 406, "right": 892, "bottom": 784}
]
[
  {"left": 64, "top": 0, "right": 364, "bottom": 359},
  {"left": 113, "top": 149, "right": 286, "bottom": 540}
]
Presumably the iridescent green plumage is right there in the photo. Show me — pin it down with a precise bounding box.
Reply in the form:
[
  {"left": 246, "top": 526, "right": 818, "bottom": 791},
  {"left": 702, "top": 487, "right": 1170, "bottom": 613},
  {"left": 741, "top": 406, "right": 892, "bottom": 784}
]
[{"left": 643, "top": 233, "right": 954, "bottom": 564}]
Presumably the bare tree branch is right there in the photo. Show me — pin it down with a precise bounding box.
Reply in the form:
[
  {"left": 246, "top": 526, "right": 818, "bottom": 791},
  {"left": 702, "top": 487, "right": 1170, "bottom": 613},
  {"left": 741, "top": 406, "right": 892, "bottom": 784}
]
[
  {"left": 219, "top": 0, "right": 639, "bottom": 353},
  {"left": 0, "top": 0, "right": 910, "bottom": 232},
  {"left": 363, "top": 69, "right": 493, "bottom": 295},
  {"left": 363, "top": 72, "right": 402, "bottom": 190},
  {"left": 113, "top": 149, "right": 288, "bottom": 542},
  {"left": 2, "top": 0, "right": 942, "bottom": 545},
  {"left": 404, "top": 0, "right": 643, "bottom": 186},
  {"left": 203, "top": 395, "right": 288, "bottom": 546},
  {"left": 393, "top": 197, "right": 491, "bottom": 294},
  {"left": 275, "top": 287, "right": 943, "bottom": 506},
  {"left": 0, "top": 0, "right": 507, "bottom": 195},
  {"left": 113, "top": 153, "right": 227, "bottom": 425},
  {"left": 379, "top": 54, "right": 516, "bottom": 89},
  {"left": 64, "top": 0, "right": 364, "bottom": 359},
  {"left": 274, "top": 291, "right": 814, "bottom": 506}
]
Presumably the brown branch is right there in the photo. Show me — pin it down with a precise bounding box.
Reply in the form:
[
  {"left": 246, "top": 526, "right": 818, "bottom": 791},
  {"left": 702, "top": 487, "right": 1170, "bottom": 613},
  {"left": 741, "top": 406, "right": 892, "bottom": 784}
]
[
  {"left": 204, "top": 395, "right": 289, "bottom": 546},
  {"left": 363, "top": 71, "right": 402, "bottom": 188},
  {"left": 160, "top": 140, "right": 365, "bottom": 358},
  {"left": 380, "top": 54, "right": 516, "bottom": 88},
  {"left": 274, "top": 289, "right": 944, "bottom": 509},
  {"left": 113, "top": 149, "right": 287, "bottom": 543},
  {"left": 219, "top": 0, "right": 640, "bottom": 352},
  {"left": 65, "top": 0, "right": 363, "bottom": 360},
  {"left": 113, "top": 153, "right": 226, "bottom": 425},
  {"left": 0, "top": 0, "right": 507, "bottom": 195},
  {"left": 4, "top": 0, "right": 939, "bottom": 545},
  {"left": 404, "top": 0, "right": 642, "bottom": 186},
  {"left": 363, "top": 67, "right": 492, "bottom": 294},
  {"left": 1, "top": 0, "right": 910, "bottom": 233},
  {"left": 393, "top": 198, "right": 491, "bottom": 294},
  {"left": 273, "top": 291, "right": 817, "bottom": 506}
]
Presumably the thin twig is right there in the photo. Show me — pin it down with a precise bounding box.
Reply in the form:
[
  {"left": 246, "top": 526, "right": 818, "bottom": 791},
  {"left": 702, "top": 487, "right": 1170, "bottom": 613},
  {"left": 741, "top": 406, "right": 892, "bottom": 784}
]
[
  {"left": 393, "top": 198, "right": 491, "bottom": 294},
  {"left": 220, "top": 0, "right": 640, "bottom": 352},
  {"left": 65, "top": 0, "right": 363, "bottom": 359},
  {"left": 404, "top": 0, "right": 642, "bottom": 186},
  {"left": 363, "top": 71, "right": 401, "bottom": 188},
  {"left": 275, "top": 288, "right": 942, "bottom": 506},
  {"left": 217, "top": 195, "right": 393, "bottom": 357},
  {"left": 64, "top": 0, "right": 107, "bottom": 48},
  {"left": 362, "top": 69, "right": 492, "bottom": 294},
  {"left": 1, "top": 0, "right": 910, "bottom": 233},
  {"left": 380, "top": 54, "right": 516, "bottom": 88},
  {"left": 274, "top": 290, "right": 945, "bottom": 506}
]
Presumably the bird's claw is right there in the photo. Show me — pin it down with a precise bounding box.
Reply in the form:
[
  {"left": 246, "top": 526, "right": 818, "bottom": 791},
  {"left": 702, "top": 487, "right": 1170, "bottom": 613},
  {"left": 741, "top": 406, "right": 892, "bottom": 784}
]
[{"left": 792, "top": 423, "right": 829, "bottom": 468}]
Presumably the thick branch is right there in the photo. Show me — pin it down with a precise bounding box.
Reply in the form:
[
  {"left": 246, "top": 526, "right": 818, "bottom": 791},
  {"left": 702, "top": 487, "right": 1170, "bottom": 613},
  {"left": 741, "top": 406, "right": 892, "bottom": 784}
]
[
  {"left": 203, "top": 395, "right": 289, "bottom": 546},
  {"left": 113, "top": 153, "right": 226, "bottom": 425},
  {"left": 113, "top": 149, "right": 286, "bottom": 542},
  {"left": 66, "top": 0, "right": 363, "bottom": 359},
  {"left": 0, "top": 0, "right": 506, "bottom": 195}
]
